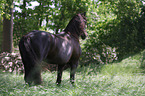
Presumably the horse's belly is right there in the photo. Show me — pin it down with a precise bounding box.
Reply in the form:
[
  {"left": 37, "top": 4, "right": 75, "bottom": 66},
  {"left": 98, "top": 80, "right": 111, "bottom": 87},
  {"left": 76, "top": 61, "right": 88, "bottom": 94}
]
[
  {"left": 46, "top": 49, "right": 72, "bottom": 64},
  {"left": 46, "top": 57, "right": 70, "bottom": 64}
]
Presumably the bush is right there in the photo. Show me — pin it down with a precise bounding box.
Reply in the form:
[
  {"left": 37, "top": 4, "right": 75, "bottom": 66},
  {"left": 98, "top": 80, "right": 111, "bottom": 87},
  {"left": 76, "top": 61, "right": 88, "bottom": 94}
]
[
  {"left": 141, "top": 50, "right": 145, "bottom": 68},
  {"left": 80, "top": 37, "right": 118, "bottom": 65},
  {"left": 0, "top": 52, "right": 24, "bottom": 74},
  {"left": 0, "top": 52, "right": 60, "bottom": 73},
  {"left": 81, "top": 1, "right": 145, "bottom": 65}
]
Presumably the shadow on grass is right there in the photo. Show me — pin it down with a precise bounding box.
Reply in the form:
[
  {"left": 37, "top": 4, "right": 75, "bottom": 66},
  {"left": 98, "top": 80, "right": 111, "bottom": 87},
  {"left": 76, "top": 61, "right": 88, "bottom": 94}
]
[{"left": 77, "top": 63, "right": 104, "bottom": 75}]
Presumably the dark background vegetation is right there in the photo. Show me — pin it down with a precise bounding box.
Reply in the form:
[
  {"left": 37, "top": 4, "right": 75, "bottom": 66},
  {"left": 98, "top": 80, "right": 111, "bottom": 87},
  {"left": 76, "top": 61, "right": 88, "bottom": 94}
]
[{"left": 0, "top": 0, "right": 145, "bottom": 72}]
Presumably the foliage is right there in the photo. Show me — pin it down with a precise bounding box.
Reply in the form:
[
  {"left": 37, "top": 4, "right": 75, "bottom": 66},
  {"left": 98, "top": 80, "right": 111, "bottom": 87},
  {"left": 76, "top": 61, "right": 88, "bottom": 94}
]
[
  {"left": 81, "top": 0, "right": 145, "bottom": 65},
  {"left": 141, "top": 50, "right": 145, "bottom": 68},
  {"left": 0, "top": 0, "right": 5, "bottom": 16},
  {"left": 1, "top": 0, "right": 145, "bottom": 65},
  {"left": 13, "top": 0, "right": 89, "bottom": 46},
  {"left": 0, "top": 52, "right": 145, "bottom": 95},
  {"left": 0, "top": 0, "right": 14, "bottom": 19},
  {"left": 0, "top": 51, "right": 59, "bottom": 73},
  {"left": 0, "top": 0, "right": 5, "bottom": 53},
  {"left": 80, "top": 41, "right": 118, "bottom": 65}
]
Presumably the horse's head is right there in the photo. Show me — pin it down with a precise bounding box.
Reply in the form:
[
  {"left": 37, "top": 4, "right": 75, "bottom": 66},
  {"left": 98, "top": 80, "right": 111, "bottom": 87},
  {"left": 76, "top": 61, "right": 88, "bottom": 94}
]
[
  {"left": 77, "top": 12, "right": 87, "bottom": 40},
  {"left": 64, "top": 12, "right": 87, "bottom": 40}
]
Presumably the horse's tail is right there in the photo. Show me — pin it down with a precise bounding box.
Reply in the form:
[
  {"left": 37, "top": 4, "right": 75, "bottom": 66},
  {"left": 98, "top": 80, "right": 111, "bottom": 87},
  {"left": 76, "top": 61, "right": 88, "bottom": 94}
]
[
  {"left": 19, "top": 36, "right": 39, "bottom": 65},
  {"left": 19, "top": 36, "right": 42, "bottom": 85},
  {"left": 25, "top": 37, "right": 38, "bottom": 62}
]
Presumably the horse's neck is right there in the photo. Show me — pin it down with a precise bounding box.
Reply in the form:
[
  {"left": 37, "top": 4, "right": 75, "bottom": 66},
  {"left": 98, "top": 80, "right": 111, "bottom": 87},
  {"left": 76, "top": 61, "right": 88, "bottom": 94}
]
[
  {"left": 64, "top": 23, "right": 80, "bottom": 41},
  {"left": 64, "top": 22, "right": 80, "bottom": 38},
  {"left": 66, "top": 31, "right": 79, "bottom": 42}
]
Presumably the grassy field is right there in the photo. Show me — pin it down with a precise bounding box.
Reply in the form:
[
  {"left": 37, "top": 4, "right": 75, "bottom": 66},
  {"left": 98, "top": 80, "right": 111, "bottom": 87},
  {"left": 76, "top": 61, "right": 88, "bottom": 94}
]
[{"left": 0, "top": 51, "right": 145, "bottom": 96}]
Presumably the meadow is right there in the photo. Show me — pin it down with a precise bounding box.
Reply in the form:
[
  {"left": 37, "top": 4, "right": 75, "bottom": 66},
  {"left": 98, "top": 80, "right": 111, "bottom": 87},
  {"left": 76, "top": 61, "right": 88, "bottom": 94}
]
[{"left": 0, "top": 51, "right": 145, "bottom": 96}]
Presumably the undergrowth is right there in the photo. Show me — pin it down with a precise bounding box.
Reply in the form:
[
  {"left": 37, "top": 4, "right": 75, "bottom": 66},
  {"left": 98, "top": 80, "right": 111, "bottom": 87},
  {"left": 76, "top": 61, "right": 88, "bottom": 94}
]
[{"left": 0, "top": 51, "right": 145, "bottom": 96}]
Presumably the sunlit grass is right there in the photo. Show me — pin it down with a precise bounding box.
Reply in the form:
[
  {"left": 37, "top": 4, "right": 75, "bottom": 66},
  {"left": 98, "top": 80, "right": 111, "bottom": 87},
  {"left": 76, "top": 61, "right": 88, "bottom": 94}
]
[{"left": 0, "top": 52, "right": 145, "bottom": 95}]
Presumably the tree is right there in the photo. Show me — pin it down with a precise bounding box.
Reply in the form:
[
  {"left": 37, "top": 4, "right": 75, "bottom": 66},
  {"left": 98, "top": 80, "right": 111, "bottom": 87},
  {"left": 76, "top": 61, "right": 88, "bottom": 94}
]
[
  {"left": 0, "top": 17, "right": 3, "bottom": 53},
  {"left": 0, "top": 0, "right": 5, "bottom": 53},
  {"left": 81, "top": 0, "right": 144, "bottom": 65},
  {"left": 2, "top": 0, "right": 14, "bottom": 53},
  {"left": 13, "top": 0, "right": 89, "bottom": 45}
]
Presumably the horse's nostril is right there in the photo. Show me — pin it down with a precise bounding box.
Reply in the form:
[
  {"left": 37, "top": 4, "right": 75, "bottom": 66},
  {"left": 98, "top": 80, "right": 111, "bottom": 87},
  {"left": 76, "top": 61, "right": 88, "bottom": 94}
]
[{"left": 81, "top": 34, "right": 85, "bottom": 39}]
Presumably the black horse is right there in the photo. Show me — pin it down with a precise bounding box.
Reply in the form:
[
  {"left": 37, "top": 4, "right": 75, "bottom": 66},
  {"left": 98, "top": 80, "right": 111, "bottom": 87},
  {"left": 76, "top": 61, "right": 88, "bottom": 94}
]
[{"left": 19, "top": 12, "right": 87, "bottom": 85}]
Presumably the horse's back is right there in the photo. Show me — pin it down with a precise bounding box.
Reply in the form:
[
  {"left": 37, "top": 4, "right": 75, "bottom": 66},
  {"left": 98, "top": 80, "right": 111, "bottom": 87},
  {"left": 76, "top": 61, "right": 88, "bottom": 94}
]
[
  {"left": 19, "top": 30, "right": 73, "bottom": 64},
  {"left": 19, "top": 30, "right": 54, "bottom": 61}
]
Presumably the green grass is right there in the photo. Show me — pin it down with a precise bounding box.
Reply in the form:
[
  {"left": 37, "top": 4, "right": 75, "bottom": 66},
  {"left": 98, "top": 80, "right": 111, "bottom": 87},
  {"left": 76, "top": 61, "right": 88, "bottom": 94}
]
[{"left": 1, "top": 52, "right": 145, "bottom": 96}]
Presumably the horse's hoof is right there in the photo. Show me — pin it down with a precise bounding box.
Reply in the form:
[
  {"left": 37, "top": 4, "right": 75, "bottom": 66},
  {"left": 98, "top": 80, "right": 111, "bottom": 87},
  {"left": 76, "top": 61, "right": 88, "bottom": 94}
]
[{"left": 56, "top": 82, "right": 61, "bottom": 86}]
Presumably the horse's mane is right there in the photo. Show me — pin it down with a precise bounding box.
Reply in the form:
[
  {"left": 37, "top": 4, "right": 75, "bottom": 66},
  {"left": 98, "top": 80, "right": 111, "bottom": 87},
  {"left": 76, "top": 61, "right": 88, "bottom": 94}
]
[{"left": 64, "top": 13, "right": 86, "bottom": 37}]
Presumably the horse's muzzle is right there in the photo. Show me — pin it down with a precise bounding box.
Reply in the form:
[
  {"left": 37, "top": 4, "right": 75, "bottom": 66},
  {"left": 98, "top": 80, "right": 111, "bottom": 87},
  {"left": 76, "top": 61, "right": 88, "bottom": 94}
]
[{"left": 81, "top": 31, "right": 87, "bottom": 40}]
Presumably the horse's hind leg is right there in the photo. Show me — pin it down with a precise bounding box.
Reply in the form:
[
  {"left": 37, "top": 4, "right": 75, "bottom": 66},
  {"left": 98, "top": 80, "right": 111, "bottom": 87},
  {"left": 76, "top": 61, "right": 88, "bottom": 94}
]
[
  {"left": 19, "top": 46, "right": 42, "bottom": 85},
  {"left": 33, "top": 63, "right": 42, "bottom": 85},
  {"left": 20, "top": 52, "right": 34, "bottom": 85},
  {"left": 22, "top": 55, "right": 42, "bottom": 85},
  {"left": 70, "top": 62, "right": 78, "bottom": 84},
  {"left": 56, "top": 65, "right": 65, "bottom": 85}
]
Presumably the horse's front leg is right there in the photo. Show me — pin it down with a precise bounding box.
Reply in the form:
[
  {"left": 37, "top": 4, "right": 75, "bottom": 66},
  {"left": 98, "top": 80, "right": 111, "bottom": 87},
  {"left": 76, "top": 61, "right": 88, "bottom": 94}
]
[
  {"left": 56, "top": 65, "right": 65, "bottom": 85},
  {"left": 70, "top": 62, "right": 78, "bottom": 84}
]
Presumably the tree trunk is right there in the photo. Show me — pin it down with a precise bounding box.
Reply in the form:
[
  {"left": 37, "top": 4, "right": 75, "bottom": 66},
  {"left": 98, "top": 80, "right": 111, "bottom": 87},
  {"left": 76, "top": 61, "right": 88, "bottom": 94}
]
[
  {"left": 0, "top": 17, "right": 3, "bottom": 53},
  {"left": 2, "top": 1, "right": 13, "bottom": 53},
  {"left": 21, "top": 0, "right": 27, "bottom": 35},
  {"left": 22, "top": 0, "right": 26, "bottom": 18}
]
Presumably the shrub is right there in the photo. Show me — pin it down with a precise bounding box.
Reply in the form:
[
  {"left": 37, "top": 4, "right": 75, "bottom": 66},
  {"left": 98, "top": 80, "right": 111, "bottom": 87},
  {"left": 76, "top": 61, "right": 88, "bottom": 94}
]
[
  {"left": 0, "top": 52, "right": 59, "bottom": 73},
  {"left": 80, "top": 2, "right": 145, "bottom": 65},
  {"left": 141, "top": 50, "right": 145, "bottom": 68},
  {"left": 0, "top": 52, "right": 24, "bottom": 74},
  {"left": 80, "top": 35, "right": 118, "bottom": 65}
]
